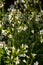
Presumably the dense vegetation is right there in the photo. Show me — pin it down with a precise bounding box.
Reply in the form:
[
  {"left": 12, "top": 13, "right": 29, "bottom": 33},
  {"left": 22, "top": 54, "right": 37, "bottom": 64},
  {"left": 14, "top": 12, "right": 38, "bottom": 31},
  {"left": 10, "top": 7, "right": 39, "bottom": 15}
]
[{"left": 0, "top": 0, "right": 43, "bottom": 65}]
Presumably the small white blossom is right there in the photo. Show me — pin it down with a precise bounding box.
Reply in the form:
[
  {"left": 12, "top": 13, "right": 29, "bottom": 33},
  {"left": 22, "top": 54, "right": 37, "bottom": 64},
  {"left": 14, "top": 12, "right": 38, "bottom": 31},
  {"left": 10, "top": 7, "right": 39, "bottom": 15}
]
[
  {"left": 25, "top": 50, "right": 28, "bottom": 53},
  {"left": 2, "top": 30, "right": 9, "bottom": 36},
  {"left": 15, "top": 16, "right": 19, "bottom": 20},
  {"left": 20, "top": 54, "right": 26, "bottom": 57},
  {"left": 12, "top": 9, "right": 16, "bottom": 12},
  {"left": 24, "top": 4, "right": 27, "bottom": 8},
  {"left": 25, "top": 44, "right": 28, "bottom": 48},
  {"left": 11, "top": 55, "right": 13, "bottom": 59},
  {"left": 23, "top": 59, "right": 26, "bottom": 63},
  {"left": 21, "top": 44, "right": 28, "bottom": 49},
  {"left": 31, "top": 12, "right": 35, "bottom": 17},
  {"left": 21, "top": 44, "right": 24, "bottom": 48},
  {"left": 7, "top": 50, "right": 11, "bottom": 55},
  {"left": 0, "top": 43, "right": 3, "bottom": 48},
  {"left": 16, "top": 48, "right": 20, "bottom": 54},
  {"left": 8, "top": 13, "right": 13, "bottom": 22},
  {"left": 14, "top": 1, "right": 17, "bottom": 5},
  {"left": 26, "top": 55, "right": 29, "bottom": 58},
  {"left": 35, "top": 14, "right": 41, "bottom": 21},
  {"left": 41, "top": 39, "right": 43, "bottom": 43},
  {"left": 12, "top": 24, "right": 14, "bottom": 27},
  {"left": 2, "top": 30, "right": 5, "bottom": 35},
  {"left": 12, "top": 46, "right": 15, "bottom": 53},
  {"left": 0, "top": 41, "right": 5, "bottom": 48},
  {"left": 12, "top": 46, "right": 15, "bottom": 50},
  {"left": 8, "top": 34, "right": 12, "bottom": 38},
  {"left": 21, "top": 0, "right": 25, "bottom": 3},
  {"left": 31, "top": 30, "right": 34, "bottom": 33},
  {"left": 40, "top": 29, "right": 43, "bottom": 35},
  {"left": 23, "top": 25, "right": 28, "bottom": 31},
  {"left": 17, "top": 26, "right": 23, "bottom": 32},
  {"left": 0, "top": 3, "right": 4, "bottom": 8},
  {"left": 40, "top": 36, "right": 43, "bottom": 43},
  {"left": 15, "top": 56, "right": 20, "bottom": 65},
  {"left": 16, "top": 0, "right": 19, "bottom": 3},
  {"left": 34, "top": 61, "right": 39, "bottom": 65},
  {"left": 39, "top": 10, "right": 43, "bottom": 16},
  {"left": 4, "top": 47, "right": 8, "bottom": 50},
  {"left": 34, "top": 0, "right": 38, "bottom": 4},
  {"left": 18, "top": 21, "right": 21, "bottom": 24},
  {"left": 32, "top": 53, "right": 37, "bottom": 57}
]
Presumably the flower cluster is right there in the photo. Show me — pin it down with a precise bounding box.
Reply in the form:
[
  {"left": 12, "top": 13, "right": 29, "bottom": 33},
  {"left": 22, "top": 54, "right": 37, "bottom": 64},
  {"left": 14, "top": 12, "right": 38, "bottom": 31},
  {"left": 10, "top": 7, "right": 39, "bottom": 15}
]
[
  {"left": 0, "top": 0, "right": 43, "bottom": 65},
  {"left": 3, "top": 44, "right": 28, "bottom": 65}
]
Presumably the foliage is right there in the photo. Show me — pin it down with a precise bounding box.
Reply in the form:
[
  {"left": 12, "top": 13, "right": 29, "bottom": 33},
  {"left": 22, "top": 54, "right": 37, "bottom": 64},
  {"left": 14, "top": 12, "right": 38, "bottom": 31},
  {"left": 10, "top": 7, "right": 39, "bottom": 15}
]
[{"left": 0, "top": 0, "right": 43, "bottom": 65}]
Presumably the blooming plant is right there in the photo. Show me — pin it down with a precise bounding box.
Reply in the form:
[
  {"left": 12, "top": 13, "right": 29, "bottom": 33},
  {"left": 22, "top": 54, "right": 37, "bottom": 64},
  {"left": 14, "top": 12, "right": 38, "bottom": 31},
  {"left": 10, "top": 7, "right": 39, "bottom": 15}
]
[{"left": 0, "top": 0, "right": 43, "bottom": 65}]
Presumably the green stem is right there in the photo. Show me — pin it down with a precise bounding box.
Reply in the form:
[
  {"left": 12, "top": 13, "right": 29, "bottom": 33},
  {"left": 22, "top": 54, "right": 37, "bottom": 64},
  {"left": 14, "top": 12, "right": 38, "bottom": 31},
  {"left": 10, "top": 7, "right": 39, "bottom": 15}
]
[{"left": 30, "top": 57, "right": 34, "bottom": 65}]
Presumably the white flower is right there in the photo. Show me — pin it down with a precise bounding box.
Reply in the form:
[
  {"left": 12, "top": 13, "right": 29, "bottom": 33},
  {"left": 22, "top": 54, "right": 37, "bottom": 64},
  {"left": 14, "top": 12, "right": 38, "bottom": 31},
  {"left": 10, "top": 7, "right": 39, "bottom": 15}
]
[
  {"left": 11, "top": 55, "right": 13, "bottom": 59},
  {"left": 12, "top": 28, "right": 14, "bottom": 31},
  {"left": 0, "top": 43, "right": 3, "bottom": 48},
  {"left": 17, "top": 26, "right": 23, "bottom": 32},
  {"left": 24, "top": 4, "right": 27, "bottom": 8},
  {"left": 16, "top": 0, "right": 19, "bottom": 3},
  {"left": 2, "top": 30, "right": 5, "bottom": 35},
  {"left": 15, "top": 56, "right": 20, "bottom": 65},
  {"left": 12, "top": 46, "right": 15, "bottom": 50},
  {"left": 23, "top": 25, "right": 28, "bottom": 31},
  {"left": 16, "top": 48, "right": 20, "bottom": 54},
  {"left": 34, "top": 0, "right": 38, "bottom": 3},
  {"left": 14, "top": 1, "right": 17, "bottom": 5},
  {"left": 35, "top": 14, "right": 41, "bottom": 21},
  {"left": 15, "top": 16, "right": 19, "bottom": 19},
  {"left": 0, "top": 41, "right": 5, "bottom": 48},
  {"left": 26, "top": 55, "right": 29, "bottom": 58},
  {"left": 21, "top": 44, "right": 24, "bottom": 48},
  {"left": 34, "top": 61, "right": 39, "bottom": 65},
  {"left": 4, "top": 47, "right": 8, "bottom": 50},
  {"left": 2, "top": 30, "right": 9, "bottom": 36},
  {"left": 21, "top": 0, "right": 25, "bottom": 3},
  {"left": 25, "top": 50, "right": 28, "bottom": 53},
  {"left": 18, "top": 21, "right": 21, "bottom": 24},
  {"left": 12, "top": 46, "right": 15, "bottom": 53},
  {"left": 41, "top": 10, "right": 43, "bottom": 13},
  {"left": 8, "top": 13, "right": 13, "bottom": 22},
  {"left": 20, "top": 54, "right": 26, "bottom": 57},
  {"left": 21, "top": 44, "right": 28, "bottom": 49},
  {"left": 25, "top": 44, "right": 28, "bottom": 48},
  {"left": 17, "top": 25, "right": 28, "bottom": 32},
  {"left": 41, "top": 39, "right": 43, "bottom": 43},
  {"left": 7, "top": 50, "right": 11, "bottom": 55},
  {"left": 8, "top": 34, "right": 12, "bottom": 38},
  {"left": 32, "top": 53, "right": 37, "bottom": 57},
  {"left": 12, "top": 24, "right": 14, "bottom": 27},
  {"left": 23, "top": 59, "right": 26, "bottom": 63},
  {"left": 40, "top": 29, "right": 43, "bottom": 35},
  {"left": 8, "top": 8, "right": 16, "bottom": 22},
  {"left": 31, "top": 12, "right": 35, "bottom": 17},
  {"left": 31, "top": 30, "right": 34, "bottom": 33},
  {"left": 11, "top": 9, "right": 16, "bottom": 13},
  {"left": 0, "top": 3, "right": 4, "bottom": 8},
  {"left": 39, "top": 10, "right": 43, "bottom": 16},
  {"left": 40, "top": 36, "right": 43, "bottom": 43}
]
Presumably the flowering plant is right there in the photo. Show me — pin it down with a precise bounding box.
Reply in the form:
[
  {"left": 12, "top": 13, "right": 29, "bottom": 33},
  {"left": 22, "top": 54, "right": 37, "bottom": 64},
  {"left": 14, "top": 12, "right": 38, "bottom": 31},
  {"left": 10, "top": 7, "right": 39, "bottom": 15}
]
[{"left": 0, "top": 0, "right": 43, "bottom": 65}]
